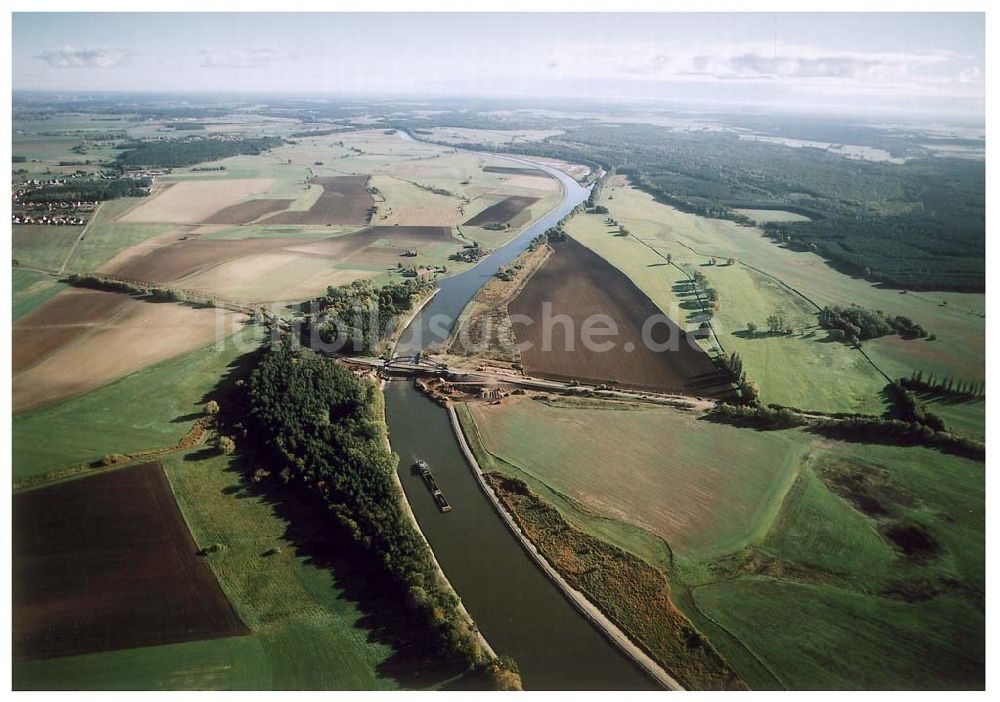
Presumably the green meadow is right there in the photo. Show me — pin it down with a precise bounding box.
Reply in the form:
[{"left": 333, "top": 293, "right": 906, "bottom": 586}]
[
  {"left": 566, "top": 180, "right": 984, "bottom": 419},
  {"left": 12, "top": 324, "right": 263, "bottom": 481},
  {"left": 458, "top": 396, "right": 984, "bottom": 690}
]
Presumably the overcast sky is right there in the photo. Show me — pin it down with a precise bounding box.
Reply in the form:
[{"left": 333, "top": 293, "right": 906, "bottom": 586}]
[{"left": 12, "top": 12, "right": 985, "bottom": 118}]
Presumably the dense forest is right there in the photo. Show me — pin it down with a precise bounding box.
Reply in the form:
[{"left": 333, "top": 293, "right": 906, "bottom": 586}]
[
  {"left": 115, "top": 136, "right": 283, "bottom": 168},
  {"left": 19, "top": 176, "right": 151, "bottom": 203},
  {"left": 451, "top": 122, "right": 984, "bottom": 292},
  {"left": 241, "top": 338, "right": 498, "bottom": 673}
]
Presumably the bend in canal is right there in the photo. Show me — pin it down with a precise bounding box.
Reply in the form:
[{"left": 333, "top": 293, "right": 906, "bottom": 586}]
[{"left": 384, "top": 157, "right": 659, "bottom": 690}]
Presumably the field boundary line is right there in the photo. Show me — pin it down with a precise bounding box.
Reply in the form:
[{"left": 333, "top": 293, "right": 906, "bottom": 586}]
[
  {"left": 13, "top": 416, "right": 214, "bottom": 494},
  {"left": 57, "top": 201, "right": 104, "bottom": 275},
  {"left": 582, "top": 225, "right": 727, "bottom": 356},
  {"left": 447, "top": 403, "right": 684, "bottom": 691},
  {"left": 685, "top": 581, "right": 788, "bottom": 690}
]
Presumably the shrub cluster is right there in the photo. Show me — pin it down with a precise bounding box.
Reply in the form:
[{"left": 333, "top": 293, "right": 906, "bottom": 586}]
[
  {"left": 818, "top": 305, "right": 927, "bottom": 343},
  {"left": 716, "top": 353, "right": 758, "bottom": 405},
  {"left": 709, "top": 403, "right": 808, "bottom": 428},
  {"left": 67, "top": 273, "right": 187, "bottom": 302},
  {"left": 449, "top": 241, "right": 486, "bottom": 263},
  {"left": 813, "top": 416, "right": 984, "bottom": 461},
  {"left": 884, "top": 382, "right": 946, "bottom": 432}
]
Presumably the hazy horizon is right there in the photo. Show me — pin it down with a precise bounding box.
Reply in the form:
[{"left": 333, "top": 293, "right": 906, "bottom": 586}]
[{"left": 12, "top": 12, "right": 985, "bottom": 120}]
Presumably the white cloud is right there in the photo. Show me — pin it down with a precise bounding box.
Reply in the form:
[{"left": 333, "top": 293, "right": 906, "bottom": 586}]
[
  {"left": 957, "top": 66, "right": 982, "bottom": 83},
  {"left": 36, "top": 46, "right": 136, "bottom": 69},
  {"left": 678, "top": 43, "right": 955, "bottom": 82},
  {"left": 199, "top": 47, "right": 311, "bottom": 69},
  {"left": 543, "top": 40, "right": 975, "bottom": 92}
]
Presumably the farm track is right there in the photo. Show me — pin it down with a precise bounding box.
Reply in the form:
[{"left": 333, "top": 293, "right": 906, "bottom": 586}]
[
  {"left": 685, "top": 582, "right": 788, "bottom": 690},
  {"left": 57, "top": 201, "right": 104, "bottom": 275}
]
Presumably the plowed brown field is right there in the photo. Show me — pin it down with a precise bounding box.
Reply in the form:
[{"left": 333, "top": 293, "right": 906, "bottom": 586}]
[
  {"left": 464, "top": 195, "right": 539, "bottom": 226},
  {"left": 105, "top": 226, "right": 455, "bottom": 285},
  {"left": 204, "top": 198, "right": 294, "bottom": 224},
  {"left": 12, "top": 288, "right": 132, "bottom": 372},
  {"left": 509, "top": 238, "right": 730, "bottom": 395},
  {"left": 263, "top": 175, "right": 373, "bottom": 225},
  {"left": 12, "top": 462, "right": 248, "bottom": 662}
]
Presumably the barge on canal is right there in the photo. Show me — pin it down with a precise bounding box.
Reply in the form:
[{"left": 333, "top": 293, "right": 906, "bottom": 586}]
[{"left": 413, "top": 459, "right": 452, "bottom": 512}]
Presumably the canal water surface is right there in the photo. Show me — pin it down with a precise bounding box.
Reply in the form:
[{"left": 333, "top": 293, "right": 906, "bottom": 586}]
[{"left": 383, "top": 155, "right": 659, "bottom": 690}]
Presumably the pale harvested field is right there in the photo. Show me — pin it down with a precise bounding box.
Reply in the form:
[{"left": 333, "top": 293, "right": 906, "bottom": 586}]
[
  {"left": 498, "top": 174, "right": 561, "bottom": 192},
  {"left": 179, "top": 253, "right": 375, "bottom": 303},
  {"left": 370, "top": 175, "right": 462, "bottom": 225},
  {"left": 102, "top": 225, "right": 454, "bottom": 303},
  {"left": 517, "top": 155, "right": 593, "bottom": 183},
  {"left": 118, "top": 178, "right": 273, "bottom": 224},
  {"left": 13, "top": 297, "right": 241, "bottom": 412},
  {"left": 107, "top": 237, "right": 303, "bottom": 282}
]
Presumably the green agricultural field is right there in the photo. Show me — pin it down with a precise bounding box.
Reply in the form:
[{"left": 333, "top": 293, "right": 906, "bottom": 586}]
[
  {"left": 11, "top": 132, "right": 120, "bottom": 176},
  {"left": 63, "top": 198, "right": 177, "bottom": 272},
  {"left": 694, "top": 441, "right": 984, "bottom": 690},
  {"left": 569, "top": 180, "right": 984, "bottom": 417},
  {"left": 160, "top": 450, "right": 409, "bottom": 690},
  {"left": 464, "top": 396, "right": 808, "bottom": 559},
  {"left": 923, "top": 397, "right": 985, "bottom": 441},
  {"left": 693, "top": 577, "right": 982, "bottom": 691},
  {"left": 12, "top": 268, "right": 67, "bottom": 320},
  {"left": 564, "top": 206, "right": 887, "bottom": 413},
  {"left": 12, "top": 225, "right": 81, "bottom": 271},
  {"left": 455, "top": 402, "right": 674, "bottom": 571},
  {"left": 14, "top": 634, "right": 269, "bottom": 691},
  {"left": 459, "top": 396, "right": 984, "bottom": 690},
  {"left": 12, "top": 324, "right": 263, "bottom": 481}
]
